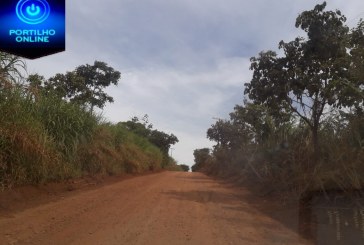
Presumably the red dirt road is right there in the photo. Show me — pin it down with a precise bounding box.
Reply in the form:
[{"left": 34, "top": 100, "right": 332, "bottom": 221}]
[{"left": 0, "top": 172, "right": 312, "bottom": 245}]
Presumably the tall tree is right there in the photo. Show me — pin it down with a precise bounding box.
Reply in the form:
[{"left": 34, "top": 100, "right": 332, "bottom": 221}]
[
  {"left": 46, "top": 61, "right": 121, "bottom": 112},
  {"left": 349, "top": 19, "right": 364, "bottom": 102},
  {"left": 244, "top": 2, "right": 362, "bottom": 158}
]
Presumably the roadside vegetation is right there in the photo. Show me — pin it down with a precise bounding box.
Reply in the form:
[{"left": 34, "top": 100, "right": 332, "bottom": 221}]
[
  {"left": 192, "top": 2, "right": 364, "bottom": 199},
  {"left": 0, "top": 57, "right": 180, "bottom": 189}
]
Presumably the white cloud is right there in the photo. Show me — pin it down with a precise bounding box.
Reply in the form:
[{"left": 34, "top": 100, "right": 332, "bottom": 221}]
[
  {"left": 25, "top": 0, "right": 364, "bottom": 167},
  {"left": 101, "top": 57, "right": 250, "bottom": 166}
]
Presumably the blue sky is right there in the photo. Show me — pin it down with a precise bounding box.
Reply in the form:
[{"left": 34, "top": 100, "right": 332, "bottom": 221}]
[{"left": 26, "top": 0, "right": 364, "bottom": 166}]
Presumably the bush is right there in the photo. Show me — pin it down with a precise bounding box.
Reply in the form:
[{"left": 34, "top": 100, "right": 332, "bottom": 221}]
[{"left": 179, "top": 164, "right": 190, "bottom": 172}]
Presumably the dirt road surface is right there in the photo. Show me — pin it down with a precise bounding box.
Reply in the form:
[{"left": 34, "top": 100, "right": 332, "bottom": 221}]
[{"left": 0, "top": 172, "right": 312, "bottom": 245}]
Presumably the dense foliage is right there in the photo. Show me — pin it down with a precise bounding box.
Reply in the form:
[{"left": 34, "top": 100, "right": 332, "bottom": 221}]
[
  {"left": 179, "top": 164, "right": 190, "bottom": 172},
  {"left": 193, "top": 2, "right": 364, "bottom": 198},
  {"left": 121, "top": 115, "right": 179, "bottom": 167}
]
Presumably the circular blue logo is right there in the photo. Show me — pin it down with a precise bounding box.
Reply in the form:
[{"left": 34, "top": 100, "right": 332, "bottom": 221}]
[{"left": 16, "top": 0, "right": 51, "bottom": 25}]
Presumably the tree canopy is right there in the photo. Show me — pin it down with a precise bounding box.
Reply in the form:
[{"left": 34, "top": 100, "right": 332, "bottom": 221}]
[
  {"left": 46, "top": 61, "right": 121, "bottom": 112},
  {"left": 179, "top": 164, "right": 190, "bottom": 172},
  {"left": 121, "top": 115, "right": 179, "bottom": 155},
  {"left": 191, "top": 148, "right": 212, "bottom": 172},
  {"left": 244, "top": 2, "right": 363, "bottom": 156}
]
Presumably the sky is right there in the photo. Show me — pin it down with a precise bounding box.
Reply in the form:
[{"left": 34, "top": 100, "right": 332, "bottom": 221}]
[{"left": 26, "top": 0, "right": 364, "bottom": 167}]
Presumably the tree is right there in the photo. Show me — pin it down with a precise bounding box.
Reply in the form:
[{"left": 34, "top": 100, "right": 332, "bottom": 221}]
[
  {"left": 244, "top": 2, "right": 362, "bottom": 158},
  {"left": 207, "top": 103, "right": 291, "bottom": 152},
  {"left": 26, "top": 73, "right": 46, "bottom": 101},
  {"left": 122, "top": 115, "right": 179, "bottom": 155},
  {"left": 207, "top": 119, "right": 236, "bottom": 148},
  {"left": 191, "top": 148, "right": 211, "bottom": 172},
  {"left": 122, "top": 118, "right": 151, "bottom": 138},
  {"left": 46, "top": 61, "right": 121, "bottom": 112},
  {"left": 349, "top": 19, "right": 364, "bottom": 101},
  {"left": 179, "top": 164, "right": 190, "bottom": 172},
  {"left": 228, "top": 103, "right": 278, "bottom": 146},
  {"left": 149, "top": 130, "right": 178, "bottom": 154}
]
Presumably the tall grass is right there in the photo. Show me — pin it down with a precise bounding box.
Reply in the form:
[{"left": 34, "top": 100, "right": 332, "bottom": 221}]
[
  {"left": 0, "top": 83, "right": 167, "bottom": 189},
  {"left": 0, "top": 85, "right": 70, "bottom": 187},
  {"left": 36, "top": 94, "right": 98, "bottom": 159},
  {"left": 77, "top": 123, "right": 164, "bottom": 175}
]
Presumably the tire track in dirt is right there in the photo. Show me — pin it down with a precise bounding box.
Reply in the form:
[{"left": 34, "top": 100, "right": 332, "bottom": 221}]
[{"left": 0, "top": 172, "right": 312, "bottom": 245}]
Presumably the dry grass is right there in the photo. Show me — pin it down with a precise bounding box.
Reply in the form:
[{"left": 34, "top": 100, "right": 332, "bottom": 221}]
[
  {"left": 197, "top": 119, "right": 364, "bottom": 200},
  {"left": 0, "top": 85, "right": 167, "bottom": 189}
]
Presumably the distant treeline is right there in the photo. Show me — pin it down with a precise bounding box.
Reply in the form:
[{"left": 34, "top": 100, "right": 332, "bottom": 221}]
[{"left": 192, "top": 2, "right": 364, "bottom": 198}]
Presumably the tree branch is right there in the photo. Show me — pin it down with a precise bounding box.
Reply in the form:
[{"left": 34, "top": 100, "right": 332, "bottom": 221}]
[{"left": 288, "top": 101, "right": 313, "bottom": 128}]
